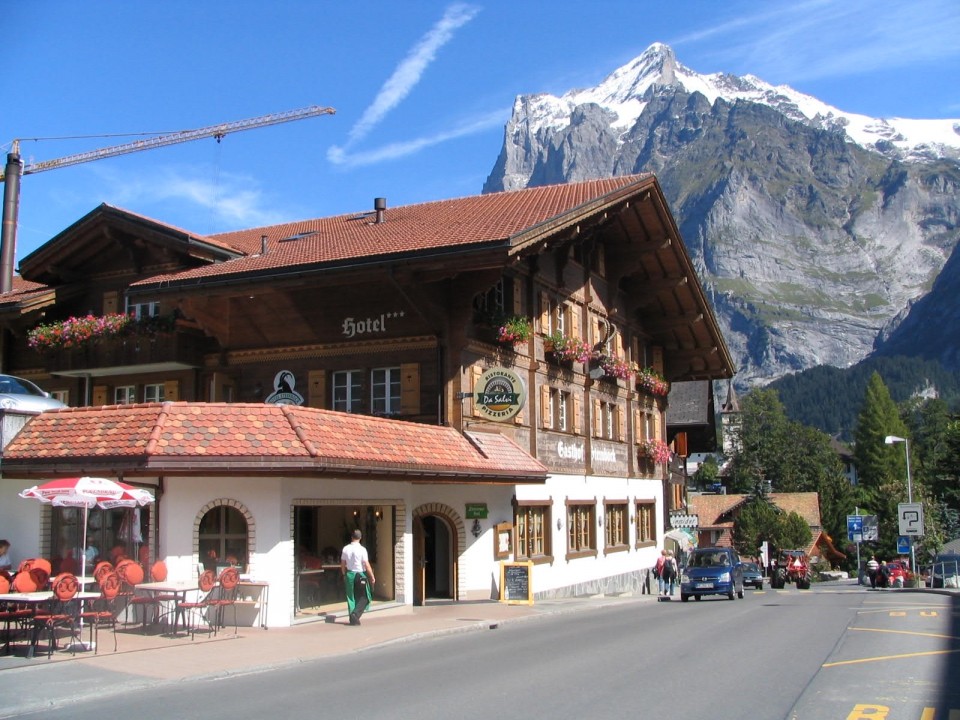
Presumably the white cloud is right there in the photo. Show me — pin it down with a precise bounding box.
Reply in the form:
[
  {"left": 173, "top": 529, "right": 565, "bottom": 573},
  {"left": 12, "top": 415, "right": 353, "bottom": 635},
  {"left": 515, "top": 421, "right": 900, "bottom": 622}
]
[{"left": 328, "top": 2, "right": 480, "bottom": 166}]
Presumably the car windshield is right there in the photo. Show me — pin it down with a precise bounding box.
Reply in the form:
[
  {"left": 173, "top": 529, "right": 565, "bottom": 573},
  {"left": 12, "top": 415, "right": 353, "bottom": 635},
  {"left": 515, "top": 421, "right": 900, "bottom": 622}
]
[
  {"left": 0, "top": 376, "right": 45, "bottom": 396},
  {"left": 691, "top": 552, "right": 731, "bottom": 568}
]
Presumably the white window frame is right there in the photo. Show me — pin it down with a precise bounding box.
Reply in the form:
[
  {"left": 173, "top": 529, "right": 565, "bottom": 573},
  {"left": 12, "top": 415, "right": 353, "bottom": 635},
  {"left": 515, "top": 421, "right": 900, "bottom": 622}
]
[
  {"left": 143, "top": 383, "right": 165, "bottom": 403},
  {"left": 126, "top": 299, "right": 160, "bottom": 319},
  {"left": 115, "top": 385, "right": 136, "bottom": 405},
  {"left": 332, "top": 370, "right": 363, "bottom": 413},
  {"left": 371, "top": 367, "right": 401, "bottom": 416}
]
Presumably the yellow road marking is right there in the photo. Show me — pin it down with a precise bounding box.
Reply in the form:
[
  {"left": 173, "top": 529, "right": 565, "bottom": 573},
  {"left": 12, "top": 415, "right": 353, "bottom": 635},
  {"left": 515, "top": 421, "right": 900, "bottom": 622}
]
[
  {"left": 850, "top": 626, "right": 960, "bottom": 641},
  {"left": 823, "top": 648, "right": 960, "bottom": 667}
]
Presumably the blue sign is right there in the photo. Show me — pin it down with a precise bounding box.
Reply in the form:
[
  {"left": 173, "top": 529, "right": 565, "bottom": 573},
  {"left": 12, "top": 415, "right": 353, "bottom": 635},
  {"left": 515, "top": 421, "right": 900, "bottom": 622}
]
[
  {"left": 847, "top": 515, "right": 863, "bottom": 542},
  {"left": 897, "top": 535, "right": 911, "bottom": 554}
]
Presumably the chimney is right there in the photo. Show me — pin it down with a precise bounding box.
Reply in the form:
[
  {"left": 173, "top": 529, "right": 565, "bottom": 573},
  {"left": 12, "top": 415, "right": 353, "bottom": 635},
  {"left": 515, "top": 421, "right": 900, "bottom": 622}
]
[
  {"left": 260, "top": 234, "right": 268, "bottom": 255},
  {"left": 374, "top": 197, "right": 386, "bottom": 224}
]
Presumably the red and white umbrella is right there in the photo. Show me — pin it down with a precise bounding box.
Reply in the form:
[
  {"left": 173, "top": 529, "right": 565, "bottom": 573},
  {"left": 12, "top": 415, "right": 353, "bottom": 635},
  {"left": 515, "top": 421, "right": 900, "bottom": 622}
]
[{"left": 19, "top": 476, "right": 155, "bottom": 578}]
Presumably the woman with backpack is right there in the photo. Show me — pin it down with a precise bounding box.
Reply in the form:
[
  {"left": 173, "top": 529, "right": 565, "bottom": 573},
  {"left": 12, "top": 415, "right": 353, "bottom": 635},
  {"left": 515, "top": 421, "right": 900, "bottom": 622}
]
[
  {"left": 654, "top": 549, "right": 667, "bottom": 595},
  {"left": 660, "top": 550, "right": 678, "bottom": 599}
]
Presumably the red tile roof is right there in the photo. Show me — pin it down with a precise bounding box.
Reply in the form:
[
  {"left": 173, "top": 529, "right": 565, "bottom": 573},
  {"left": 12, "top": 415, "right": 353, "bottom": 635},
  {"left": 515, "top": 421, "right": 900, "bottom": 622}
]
[
  {"left": 3, "top": 402, "right": 547, "bottom": 482},
  {"left": 132, "top": 175, "right": 653, "bottom": 287}
]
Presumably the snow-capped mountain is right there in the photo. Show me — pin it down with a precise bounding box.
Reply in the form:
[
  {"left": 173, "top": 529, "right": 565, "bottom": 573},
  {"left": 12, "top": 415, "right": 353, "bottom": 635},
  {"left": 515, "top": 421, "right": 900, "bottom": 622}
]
[
  {"left": 517, "top": 43, "right": 960, "bottom": 176},
  {"left": 484, "top": 43, "right": 960, "bottom": 388}
]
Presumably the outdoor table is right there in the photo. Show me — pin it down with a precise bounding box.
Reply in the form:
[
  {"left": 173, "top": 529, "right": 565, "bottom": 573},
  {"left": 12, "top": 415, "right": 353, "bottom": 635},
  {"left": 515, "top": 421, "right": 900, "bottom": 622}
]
[
  {"left": 135, "top": 581, "right": 199, "bottom": 636},
  {"left": 0, "top": 590, "right": 98, "bottom": 657}
]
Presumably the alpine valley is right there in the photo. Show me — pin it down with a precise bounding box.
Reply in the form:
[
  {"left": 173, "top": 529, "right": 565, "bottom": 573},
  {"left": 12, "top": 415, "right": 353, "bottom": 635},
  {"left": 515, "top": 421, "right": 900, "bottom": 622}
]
[{"left": 483, "top": 43, "right": 960, "bottom": 390}]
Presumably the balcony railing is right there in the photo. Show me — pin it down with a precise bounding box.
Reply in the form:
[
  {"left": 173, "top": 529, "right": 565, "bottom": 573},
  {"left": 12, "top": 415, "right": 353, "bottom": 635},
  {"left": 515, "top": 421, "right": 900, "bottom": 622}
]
[{"left": 41, "top": 328, "right": 207, "bottom": 372}]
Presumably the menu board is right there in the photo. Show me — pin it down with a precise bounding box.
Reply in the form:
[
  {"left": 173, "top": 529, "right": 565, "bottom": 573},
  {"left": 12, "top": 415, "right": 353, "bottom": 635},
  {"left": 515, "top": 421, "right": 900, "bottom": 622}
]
[{"left": 500, "top": 561, "right": 533, "bottom": 605}]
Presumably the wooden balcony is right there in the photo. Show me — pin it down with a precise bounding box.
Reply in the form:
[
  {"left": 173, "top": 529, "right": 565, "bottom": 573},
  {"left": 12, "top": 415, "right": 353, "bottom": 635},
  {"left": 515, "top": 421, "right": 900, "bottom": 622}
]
[{"left": 42, "top": 329, "right": 208, "bottom": 373}]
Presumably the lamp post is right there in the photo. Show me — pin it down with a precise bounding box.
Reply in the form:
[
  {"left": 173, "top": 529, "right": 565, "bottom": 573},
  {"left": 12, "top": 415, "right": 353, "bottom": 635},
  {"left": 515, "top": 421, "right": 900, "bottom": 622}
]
[{"left": 884, "top": 435, "right": 915, "bottom": 579}]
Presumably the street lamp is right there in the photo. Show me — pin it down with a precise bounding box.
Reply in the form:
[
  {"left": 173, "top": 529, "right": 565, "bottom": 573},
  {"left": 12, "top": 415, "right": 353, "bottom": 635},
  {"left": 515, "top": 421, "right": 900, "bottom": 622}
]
[{"left": 884, "top": 435, "right": 915, "bottom": 578}]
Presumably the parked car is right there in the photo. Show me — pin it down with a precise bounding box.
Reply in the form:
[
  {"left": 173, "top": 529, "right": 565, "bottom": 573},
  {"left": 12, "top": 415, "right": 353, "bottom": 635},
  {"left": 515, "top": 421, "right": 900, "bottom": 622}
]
[
  {"left": 680, "top": 546, "right": 744, "bottom": 602},
  {"left": 930, "top": 553, "right": 960, "bottom": 588},
  {"left": 883, "top": 559, "right": 913, "bottom": 587},
  {"left": 741, "top": 561, "right": 764, "bottom": 589},
  {"left": 0, "top": 374, "right": 66, "bottom": 412}
]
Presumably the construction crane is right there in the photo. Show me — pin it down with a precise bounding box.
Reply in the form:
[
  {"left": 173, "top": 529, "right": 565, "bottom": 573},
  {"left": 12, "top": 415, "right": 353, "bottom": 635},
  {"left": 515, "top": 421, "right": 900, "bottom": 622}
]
[{"left": 0, "top": 104, "right": 336, "bottom": 292}]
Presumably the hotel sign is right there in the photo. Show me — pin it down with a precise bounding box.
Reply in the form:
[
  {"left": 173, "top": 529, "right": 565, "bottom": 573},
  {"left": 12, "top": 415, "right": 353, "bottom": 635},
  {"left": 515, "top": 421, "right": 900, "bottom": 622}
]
[{"left": 474, "top": 367, "right": 526, "bottom": 422}]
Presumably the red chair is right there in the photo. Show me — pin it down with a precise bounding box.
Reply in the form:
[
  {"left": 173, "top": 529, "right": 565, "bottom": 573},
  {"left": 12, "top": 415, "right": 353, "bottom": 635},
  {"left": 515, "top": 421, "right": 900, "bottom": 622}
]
[
  {"left": 209, "top": 567, "right": 241, "bottom": 636},
  {"left": 176, "top": 570, "right": 217, "bottom": 640},
  {"left": 93, "top": 561, "right": 114, "bottom": 584},
  {"left": 31, "top": 573, "right": 79, "bottom": 658},
  {"left": 150, "top": 560, "right": 168, "bottom": 582},
  {"left": 80, "top": 571, "right": 122, "bottom": 654}
]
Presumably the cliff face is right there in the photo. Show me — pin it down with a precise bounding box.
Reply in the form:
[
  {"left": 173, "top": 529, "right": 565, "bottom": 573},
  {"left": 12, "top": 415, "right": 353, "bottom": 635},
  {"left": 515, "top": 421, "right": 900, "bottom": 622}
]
[{"left": 483, "top": 46, "right": 960, "bottom": 386}]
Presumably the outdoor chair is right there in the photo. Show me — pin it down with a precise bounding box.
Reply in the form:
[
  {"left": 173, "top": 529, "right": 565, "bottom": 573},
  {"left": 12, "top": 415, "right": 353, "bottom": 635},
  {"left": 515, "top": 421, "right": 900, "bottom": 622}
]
[
  {"left": 93, "top": 561, "right": 114, "bottom": 584},
  {"left": 80, "top": 571, "right": 122, "bottom": 654},
  {"left": 209, "top": 567, "right": 241, "bottom": 636},
  {"left": 176, "top": 570, "right": 217, "bottom": 640},
  {"left": 1, "top": 574, "right": 36, "bottom": 654},
  {"left": 31, "top": 572, "right": 79, "bottom": 658}
]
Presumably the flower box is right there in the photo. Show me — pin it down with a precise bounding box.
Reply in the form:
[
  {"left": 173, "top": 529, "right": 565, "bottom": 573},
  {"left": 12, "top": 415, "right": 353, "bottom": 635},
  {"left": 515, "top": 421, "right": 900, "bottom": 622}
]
[{"left": 544, "top": 332, "right": 594, "bottom": 365}]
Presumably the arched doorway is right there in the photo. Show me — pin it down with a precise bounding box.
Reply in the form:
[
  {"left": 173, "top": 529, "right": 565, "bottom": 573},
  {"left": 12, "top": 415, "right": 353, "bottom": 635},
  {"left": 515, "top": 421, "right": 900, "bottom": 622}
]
[{"left": 412, "top": 507, "right": 460, "bottom": 606}]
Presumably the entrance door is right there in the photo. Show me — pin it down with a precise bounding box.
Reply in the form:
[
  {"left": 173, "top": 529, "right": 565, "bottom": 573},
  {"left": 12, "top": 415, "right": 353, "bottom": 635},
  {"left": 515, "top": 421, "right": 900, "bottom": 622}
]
[{"left": 413, "top": 514, "right": 455, "bottom": 605}]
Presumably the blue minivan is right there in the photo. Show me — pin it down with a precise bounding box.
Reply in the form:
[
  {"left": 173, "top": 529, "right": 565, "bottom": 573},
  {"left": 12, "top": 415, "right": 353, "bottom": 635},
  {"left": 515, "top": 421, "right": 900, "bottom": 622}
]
[{"left": 680, "top": 546, "right": 745, "bottom": 601}]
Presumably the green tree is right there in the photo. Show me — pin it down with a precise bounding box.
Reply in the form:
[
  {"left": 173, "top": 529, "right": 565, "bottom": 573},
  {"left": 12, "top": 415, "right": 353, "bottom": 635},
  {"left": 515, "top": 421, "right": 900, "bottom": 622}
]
[
  {"left": 776, "top": 511, "right": 814, "bottom": 551},
  {"left": 853, "top": 372, "right": 910, "bottom": 558},
  {"left": 729, "top": 389, "right": 791, "bottom": 495},
  {"left": 732, "top": 496, "right": 780, "bottom": 557},
  {"left": 693, "top": 455, "right": 719, "bottom": 490}
]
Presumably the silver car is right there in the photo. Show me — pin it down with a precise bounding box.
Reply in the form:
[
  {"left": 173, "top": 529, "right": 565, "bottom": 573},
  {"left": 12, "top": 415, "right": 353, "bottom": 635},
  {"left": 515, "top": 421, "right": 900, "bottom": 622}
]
[{"left": 0, "top": 374, "right": 66, "bottom": 412}]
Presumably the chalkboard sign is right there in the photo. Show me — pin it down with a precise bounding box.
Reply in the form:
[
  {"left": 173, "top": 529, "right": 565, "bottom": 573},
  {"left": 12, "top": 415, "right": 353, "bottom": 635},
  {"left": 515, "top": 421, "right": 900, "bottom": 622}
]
[{"left": 500, "top": 561, "right": 533, "bottom": 605}]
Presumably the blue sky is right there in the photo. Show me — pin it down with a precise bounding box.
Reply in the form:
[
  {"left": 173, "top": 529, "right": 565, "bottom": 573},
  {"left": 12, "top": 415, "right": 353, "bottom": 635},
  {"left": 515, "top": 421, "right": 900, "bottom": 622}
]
[{"left": 3, "top": 0, "right": 958, "bottom": 266}]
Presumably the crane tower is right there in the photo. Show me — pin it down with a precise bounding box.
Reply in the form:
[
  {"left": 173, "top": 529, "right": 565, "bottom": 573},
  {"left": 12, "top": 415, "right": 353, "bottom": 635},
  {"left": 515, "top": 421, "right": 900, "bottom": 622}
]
[{"left": 0, "top": 105, "right": 335, "bottom": 292}]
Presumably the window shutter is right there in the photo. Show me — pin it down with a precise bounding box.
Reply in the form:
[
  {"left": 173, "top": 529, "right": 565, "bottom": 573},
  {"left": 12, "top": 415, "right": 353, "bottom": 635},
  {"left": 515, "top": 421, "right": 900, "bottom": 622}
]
[
  {"left": 92, "top": 385, "right": 108, "bottom": 406},
  {"left": 163, "top": 380, "right": 180, "bottom": 402},
  {"left": 633, "top": 408, "right": 641, "bottom": 444},
  {"left": 571, "top": 306, "right": 581, "bottom": 339},
  {"left": 103, "top": 291, "right": 118, "bottom": 315},
  {"left": 652, "top": 346, "right": 664, "bottom": 375},
  {"left": 400, "top": 363, "right": 420, "bottom": 415},
  {"left": 617, "top": 405, "right": 626, "bottom": 442},
  {"left": 590, "top": 315, "right": 600, "bottom": 346},
  {"left": 513, "top": 279, "right": 523, "bottom": 315},
  {"left": 308, "top": 370, "right": 327, "bottom": 409},
  {"left": 572, "top": 394, "right": 582, "bottom": 435},
  {"left": 472, "top": 366, "right": 484, "bottom": 417},
  {"left": 540, "top": 385, "right": 552, "bottom": 428},
  {"left": 596, "top": 245, "right": 606, "bottom": 276},
  {"left": 592, "top": 398, "right": 601, "bottom": 437},
  {"left": 615, "top": 329, "right": 624, "bottom": 357}
]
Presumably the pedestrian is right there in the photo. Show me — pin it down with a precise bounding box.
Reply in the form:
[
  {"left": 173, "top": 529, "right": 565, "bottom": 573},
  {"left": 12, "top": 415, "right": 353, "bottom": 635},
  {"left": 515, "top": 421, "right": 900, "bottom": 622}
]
[
  {"left": 341, "top": 529, "right": 376, "bottom": 625},
  {"left": 0, "top": 539, "right": 12, "bottom": 575},
  {"left": 866, "top": 555, "right": 879, "bottom": 588},
  {"left": 654, "top": 549, "right": 667, "bottom": 595},
  {"left": 661, "top": 550, "right": 678, "bottom": 598}
]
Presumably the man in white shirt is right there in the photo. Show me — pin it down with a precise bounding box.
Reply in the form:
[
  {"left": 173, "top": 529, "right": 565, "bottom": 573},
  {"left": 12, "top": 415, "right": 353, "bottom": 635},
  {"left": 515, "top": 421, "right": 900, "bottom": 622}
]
[{"left": 341, "top": 529, "right": 376, "bottom": 625}]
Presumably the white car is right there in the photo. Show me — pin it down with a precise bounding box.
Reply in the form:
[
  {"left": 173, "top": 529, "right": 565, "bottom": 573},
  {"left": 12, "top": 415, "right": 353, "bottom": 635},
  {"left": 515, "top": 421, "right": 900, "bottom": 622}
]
[{"left": 0, "top": 375, "right": 66, "bottom": 412}]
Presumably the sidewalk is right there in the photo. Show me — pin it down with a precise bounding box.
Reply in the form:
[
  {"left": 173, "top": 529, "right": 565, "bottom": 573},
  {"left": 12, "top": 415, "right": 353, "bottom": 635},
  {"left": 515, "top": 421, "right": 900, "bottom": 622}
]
[{"left": 0, "top": 592, "right": 656, "bottom": 718}]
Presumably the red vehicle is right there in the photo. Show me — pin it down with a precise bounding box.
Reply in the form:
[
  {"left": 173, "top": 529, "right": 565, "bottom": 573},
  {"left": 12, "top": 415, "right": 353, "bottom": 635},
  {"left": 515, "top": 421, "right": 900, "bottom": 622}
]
[{"left": 880, "top": 559, "right": 912, "bottom": 587}]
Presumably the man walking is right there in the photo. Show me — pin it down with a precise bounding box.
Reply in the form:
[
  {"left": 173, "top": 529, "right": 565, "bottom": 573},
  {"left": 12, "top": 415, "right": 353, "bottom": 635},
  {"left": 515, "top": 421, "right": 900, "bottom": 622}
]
[
  {"left": 866, "top": 555, "right": 879, "bottom": 588},
  {"left": 341, "top": 529, "right": 376, "bottom": 625}
]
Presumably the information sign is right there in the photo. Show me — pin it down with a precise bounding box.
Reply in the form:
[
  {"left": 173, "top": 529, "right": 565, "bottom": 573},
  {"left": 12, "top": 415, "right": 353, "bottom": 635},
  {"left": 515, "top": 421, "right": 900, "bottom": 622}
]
[
  {"left": 500, "top": 561, "right": 533, "bottom": 605},
  {"left": 847, "top": 515, "right": 863, "bottom": 542},
  {"left": 898, "top": 503, "right": 924, "bottom": 537}
]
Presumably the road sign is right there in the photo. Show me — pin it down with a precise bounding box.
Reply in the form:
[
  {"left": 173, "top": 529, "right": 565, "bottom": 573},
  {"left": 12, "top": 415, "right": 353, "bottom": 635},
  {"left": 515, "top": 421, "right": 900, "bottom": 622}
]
[
  {"left": 898, "top": 503, "right": 924, "bottom": 536},
  {"left": 897, "top": 535, "right": 911, "bottom": 554},
  {"left": 862, "top": 515, "right": 879, "bottom": 542},
  {"left": 847, "top": 515, "right": 863, "bottom": 542}
]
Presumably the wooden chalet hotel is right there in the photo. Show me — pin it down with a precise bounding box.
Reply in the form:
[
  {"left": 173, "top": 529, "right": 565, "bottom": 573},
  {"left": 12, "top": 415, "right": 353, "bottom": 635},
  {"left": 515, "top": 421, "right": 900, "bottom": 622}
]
[{"left": 0, "top": 174, "right": 732, "bottom": 626}]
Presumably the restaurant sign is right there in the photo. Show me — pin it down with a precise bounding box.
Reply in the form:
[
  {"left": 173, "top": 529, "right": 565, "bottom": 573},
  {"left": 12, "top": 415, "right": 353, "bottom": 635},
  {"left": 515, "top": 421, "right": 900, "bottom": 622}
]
[{"left": 474, "top": 367, "right": 526, "bottom": 422}]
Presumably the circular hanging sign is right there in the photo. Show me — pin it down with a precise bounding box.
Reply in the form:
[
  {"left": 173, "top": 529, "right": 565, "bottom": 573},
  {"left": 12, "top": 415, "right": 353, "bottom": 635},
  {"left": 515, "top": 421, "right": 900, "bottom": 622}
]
[{"left": 474, "top": 367, "right": 526, "bottom": 422}]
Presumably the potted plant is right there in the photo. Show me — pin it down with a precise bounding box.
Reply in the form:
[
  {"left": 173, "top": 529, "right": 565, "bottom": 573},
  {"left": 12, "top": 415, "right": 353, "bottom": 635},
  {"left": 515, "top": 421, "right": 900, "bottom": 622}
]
[
  {"left": 545, "top": 331, "right": 594, "bottom": 364},
  {"left": 497, "top": 316, "right": 533, "bottom": 345},
  {"left": 634, "top": 366, "right": 670, "bottom": 397},
  {"left": 598, "top": 354, "right": 632, "bottom": 380},
  {"left": 27, "top": 312, "right": 178, "bottom": 353},
  {"left": 639, "top": 438, "right": 671, "bottom": 464}
]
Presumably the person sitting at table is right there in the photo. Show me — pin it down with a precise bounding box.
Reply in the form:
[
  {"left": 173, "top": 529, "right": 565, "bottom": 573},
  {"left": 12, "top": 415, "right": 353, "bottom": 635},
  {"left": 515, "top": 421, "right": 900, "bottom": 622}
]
[
  {"left": 109, "top": 543, "right": 128, "bottom": 564},
  {"left": 202, "top": 547, "right": 219, "bottom": 573},
  {"left": 0, "top": 539, "right": 12, "bottom": 574}
]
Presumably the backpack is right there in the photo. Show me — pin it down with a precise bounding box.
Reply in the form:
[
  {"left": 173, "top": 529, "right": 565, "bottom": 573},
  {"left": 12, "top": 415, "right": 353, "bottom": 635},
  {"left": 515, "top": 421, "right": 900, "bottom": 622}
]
[
  {"left": 662, "top": 558, "right": 676, "bottom": 581},
  {"left": 654, "top": 556, "right": 665, "bottom": 578}
]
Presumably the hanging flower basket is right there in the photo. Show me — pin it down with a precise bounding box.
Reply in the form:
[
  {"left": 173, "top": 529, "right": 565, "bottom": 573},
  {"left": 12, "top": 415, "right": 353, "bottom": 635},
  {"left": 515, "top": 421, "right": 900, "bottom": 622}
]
[
  {"left": 634, "top": 366, "right": 670, "bottom": 397},
  {"left": 545, "top": 332, "right": 595, "bottom": 364},
  {"left": 639, "top": 438, "right": 671, "bottom": 464},
  {"left": 497, "top": 316, "right": 533, "bottom": 345}
]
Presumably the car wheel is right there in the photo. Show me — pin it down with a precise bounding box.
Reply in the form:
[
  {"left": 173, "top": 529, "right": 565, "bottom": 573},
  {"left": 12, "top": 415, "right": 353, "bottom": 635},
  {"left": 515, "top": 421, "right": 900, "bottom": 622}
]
[
  {"left": 728, "top": 587, "right": 735, "bottom": 600},
  {"left": 694, "top": 595, "right": 701, "bottom": 601},
  {"left": 681, "top": 594, "right": 689, "bottom": 602}
]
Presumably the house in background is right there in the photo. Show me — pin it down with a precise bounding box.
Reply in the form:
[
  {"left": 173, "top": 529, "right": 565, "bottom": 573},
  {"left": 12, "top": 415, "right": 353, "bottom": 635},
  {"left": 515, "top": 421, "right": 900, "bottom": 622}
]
[{"left": 0, "top": 175, "right": 733, "bottom": 626}]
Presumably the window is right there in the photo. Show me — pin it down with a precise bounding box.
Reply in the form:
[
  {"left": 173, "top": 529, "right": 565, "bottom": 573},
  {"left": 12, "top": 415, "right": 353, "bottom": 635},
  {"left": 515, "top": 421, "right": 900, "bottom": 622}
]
[
  {"left": 473, "top": 279, "right": 505, "bottom": 321},
  {"left": 515, "top": 503, "right": 551, "bottom": 562},
  {"left": 552, "top": 300, "right": 567, "bottom": 336},
  {"left": 115, "top": 386, "right": 136, "bottom": 405},
  {"left": 127, "top": 299, "right": 160, "bottom": 319},
  {"left": 49, "top": 504, "right": 149, "bottom": 575},
  {"left": 604, "top": 502, "right": 628, "bottom": 551},
  {"left": 636, "top": 502, "right": 655, "bottom": 546},
  {"left": 566, "top": 502, "right": 596, "bottom": 557},
  {"left": 544, "top": 387, "right": 571, "bottom": 431},
  {"left": 596, "top": 401, "right": 616, "bottom": 440},
  {"left": 198, "top": 505, "right": 249, "bottom": 570},
  {"left": 143, "top": 383, "right": 165, "bottom": 403},
  {"left": 50, "top": 389, "right": 69, "bottom": 406},
  {"left": 332, "top": 370, "right": 363, "bottom": 413},
  {"left": 371, "top": 367, "right": 401, "bottom": 415}
]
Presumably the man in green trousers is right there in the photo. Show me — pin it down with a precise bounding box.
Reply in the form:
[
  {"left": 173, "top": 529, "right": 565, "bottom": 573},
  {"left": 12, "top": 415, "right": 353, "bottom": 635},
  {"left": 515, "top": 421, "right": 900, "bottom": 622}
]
[{"left": 341, "top": 529, "right": 375, "bottom": 625}]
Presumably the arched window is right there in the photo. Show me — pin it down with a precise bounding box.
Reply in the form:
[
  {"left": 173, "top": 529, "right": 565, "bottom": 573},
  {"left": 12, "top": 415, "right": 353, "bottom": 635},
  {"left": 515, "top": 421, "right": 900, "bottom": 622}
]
[{"left": 198, "top": 505, "right": 248, "bottom": 572}]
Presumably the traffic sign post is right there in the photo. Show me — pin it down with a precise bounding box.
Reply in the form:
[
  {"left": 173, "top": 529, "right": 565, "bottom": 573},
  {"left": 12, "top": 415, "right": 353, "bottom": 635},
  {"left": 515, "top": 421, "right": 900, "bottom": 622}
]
[
  {"left": 898, "top": 503, "right": 924, "bottom": 537},
  {"left": 847, "top": 515, "right": 863, "bottom": 543},
  {"left": 897, "top": 536, "right": 911, "bottom": 555}
]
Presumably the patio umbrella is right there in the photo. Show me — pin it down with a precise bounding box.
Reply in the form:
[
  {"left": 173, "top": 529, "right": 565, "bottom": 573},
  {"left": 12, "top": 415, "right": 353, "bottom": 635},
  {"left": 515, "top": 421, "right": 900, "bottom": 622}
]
[{"left": 19, "top": 477, "right": 155, "bottom": 582}]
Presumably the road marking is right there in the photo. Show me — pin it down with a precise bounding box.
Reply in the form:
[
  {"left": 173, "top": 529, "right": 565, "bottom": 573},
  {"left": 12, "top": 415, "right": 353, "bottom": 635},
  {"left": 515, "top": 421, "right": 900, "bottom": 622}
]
[
  {"left": 824, "top": 648, "right": 960, "bottom": 667},
  {"left": 889, "top": 611, "right": 907, "bottom": 616},
  {"left": 920, "top": 709, "right": 960, "bottom": 720},
  {"left": 850, "top": 627, "right": 960, "bottom": 641},
  {"left": 847, "top": 704, "right": 889, "bottom": 718},
  {"left": 920, "top": 611, "right": 938, "bottom": 617}
]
